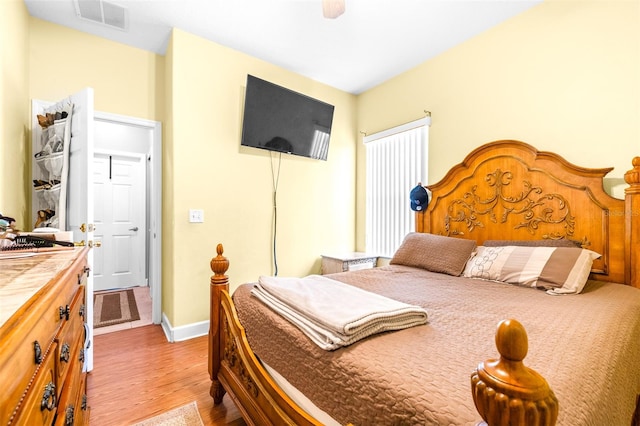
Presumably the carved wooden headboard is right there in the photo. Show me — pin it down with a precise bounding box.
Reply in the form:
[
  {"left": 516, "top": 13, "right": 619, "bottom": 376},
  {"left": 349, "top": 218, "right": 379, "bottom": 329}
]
[{"left": 416, "top": 140, "right": 640, "bottom": 286}]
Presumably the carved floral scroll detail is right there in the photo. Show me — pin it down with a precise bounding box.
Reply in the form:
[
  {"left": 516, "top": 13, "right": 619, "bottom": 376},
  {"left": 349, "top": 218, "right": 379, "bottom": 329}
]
[
  {"left": 445, "top": 169, "right": 575, "bottom": 239},
  {"left": 222, "top": 317, "right": 259, "bottom": 398}
]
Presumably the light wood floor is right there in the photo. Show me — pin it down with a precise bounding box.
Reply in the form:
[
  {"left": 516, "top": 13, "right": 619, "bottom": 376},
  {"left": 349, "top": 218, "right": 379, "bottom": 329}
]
[{"left": 87, "top": 324, "right": 246, "bottom": 425}]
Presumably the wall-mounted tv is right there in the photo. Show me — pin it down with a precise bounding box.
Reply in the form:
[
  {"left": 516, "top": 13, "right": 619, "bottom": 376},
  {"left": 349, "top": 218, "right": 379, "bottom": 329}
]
[{"left": 240, "top": 75, "right": 335, "bottom": 161}]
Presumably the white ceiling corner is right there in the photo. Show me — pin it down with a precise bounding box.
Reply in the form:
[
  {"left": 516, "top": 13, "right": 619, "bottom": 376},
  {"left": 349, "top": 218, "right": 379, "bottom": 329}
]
[{"left": 23, "top": 0, "right": 542, "bottom": 94}]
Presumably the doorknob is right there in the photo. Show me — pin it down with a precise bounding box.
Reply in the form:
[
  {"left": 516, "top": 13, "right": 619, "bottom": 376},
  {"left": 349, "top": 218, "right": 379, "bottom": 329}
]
[
  {"left": 129, "top": 227, "right": 139, "bottom": 232},
  {"left": 79, "top": 223, "right": 95, "bottom": 232}
]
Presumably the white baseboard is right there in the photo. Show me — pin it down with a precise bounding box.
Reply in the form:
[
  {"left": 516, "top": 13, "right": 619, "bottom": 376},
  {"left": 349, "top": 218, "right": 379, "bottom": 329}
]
[{"left": 161, "top": 313, "right": 209, "bottom": 342}]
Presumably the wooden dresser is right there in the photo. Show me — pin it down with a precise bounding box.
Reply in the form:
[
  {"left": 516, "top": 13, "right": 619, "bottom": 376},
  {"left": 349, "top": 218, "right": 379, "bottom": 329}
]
[{"left": 0, "top": 248, "right": 90, "bottom": 425}]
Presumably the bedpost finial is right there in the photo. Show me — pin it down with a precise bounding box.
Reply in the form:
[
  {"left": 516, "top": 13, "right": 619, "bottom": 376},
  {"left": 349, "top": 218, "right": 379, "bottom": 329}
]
[
  {"left": 624, "top": 157, "right": 640, "bottom": 192},
  {"left": 495, "top": 318, "right": 528, "bottom": 362},
  {"left": 210, "top": 243, "right": 229, "bottom": 283},
  {"left": 471, "top": 319, "right": 558, "bottom": 425}
]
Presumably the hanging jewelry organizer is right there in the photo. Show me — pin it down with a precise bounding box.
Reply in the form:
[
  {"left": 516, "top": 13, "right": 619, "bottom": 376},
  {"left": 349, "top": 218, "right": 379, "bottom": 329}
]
[{"left": 32, "top": 102, "right": 73, "bottom": 231}]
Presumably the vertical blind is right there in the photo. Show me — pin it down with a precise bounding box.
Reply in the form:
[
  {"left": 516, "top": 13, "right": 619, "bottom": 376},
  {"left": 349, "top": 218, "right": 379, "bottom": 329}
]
[{"left": 364, "top": 117, "right": 430, "bottom": 257}]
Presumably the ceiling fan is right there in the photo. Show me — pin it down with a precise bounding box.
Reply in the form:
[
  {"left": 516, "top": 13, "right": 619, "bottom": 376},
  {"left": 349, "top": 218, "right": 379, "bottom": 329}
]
[{"left": 322, "top": 0, "right": 345, "bottom": 19}]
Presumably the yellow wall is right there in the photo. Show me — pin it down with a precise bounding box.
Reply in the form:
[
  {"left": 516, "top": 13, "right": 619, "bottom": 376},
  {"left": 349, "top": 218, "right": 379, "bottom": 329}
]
[
  {"left": 0, "top": 1, "right": 30, "bottom": 227},
  {"left": 29, "top": 19, "right": 164, "bottom": 121},
  {"left": 356, "top": 0, "right": 640, "bottom": 251},
  {"left": 165, "top": 29, "right": 357, "bottom": 326}
]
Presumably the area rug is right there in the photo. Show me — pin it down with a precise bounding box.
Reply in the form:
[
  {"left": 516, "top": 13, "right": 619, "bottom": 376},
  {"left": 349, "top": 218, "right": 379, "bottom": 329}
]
[
  {"left": 131, "top": 401, "right": 204, "bottom": 426},
  {"left": 93, "top": 289, "right": 140, "bottom": 328}
]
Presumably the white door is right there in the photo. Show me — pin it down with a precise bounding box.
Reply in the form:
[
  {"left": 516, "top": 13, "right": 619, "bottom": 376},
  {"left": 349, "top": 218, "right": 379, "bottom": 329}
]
[
  {"left": 60, "top": 88, "right": 95, "bottom": 372},
  {"left": 33, "top": 88, "right": 95, "bottom": 371},
  {"left": 93, "top": 152, "right": 146, "bottom": 291}
]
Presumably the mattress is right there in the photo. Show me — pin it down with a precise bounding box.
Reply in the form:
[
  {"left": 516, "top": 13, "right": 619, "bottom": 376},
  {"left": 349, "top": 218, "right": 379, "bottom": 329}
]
[{"left": 233, "top": 265, "right": 640, "bottom": 425}]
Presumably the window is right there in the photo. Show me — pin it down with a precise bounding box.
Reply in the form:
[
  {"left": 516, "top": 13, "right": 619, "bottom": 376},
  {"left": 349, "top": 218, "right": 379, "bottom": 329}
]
[{"left": 364, "top": 117, "right": 430, "bottom": 257}]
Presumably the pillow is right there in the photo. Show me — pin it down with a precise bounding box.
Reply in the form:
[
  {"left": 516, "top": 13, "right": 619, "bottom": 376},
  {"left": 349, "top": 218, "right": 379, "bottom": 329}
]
[
  {"left": 483, "top": 239, "right": 582, "bottom": 248},
  {"left": 390, "top": 233, "right": 477, "bottom": 276},
  {"left": 462, "top": 245, "right": 601, "bottom": 294}
]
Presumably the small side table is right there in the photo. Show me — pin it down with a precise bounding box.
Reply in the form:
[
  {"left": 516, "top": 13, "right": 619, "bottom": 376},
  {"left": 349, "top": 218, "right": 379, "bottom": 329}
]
[{"left": 321, "top": 253, "right": 378, "bottom": 275}]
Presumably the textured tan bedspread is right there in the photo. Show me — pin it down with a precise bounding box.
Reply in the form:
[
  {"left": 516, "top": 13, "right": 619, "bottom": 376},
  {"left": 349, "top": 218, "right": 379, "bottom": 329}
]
[{"left": 233, "top": 265, "right": 640, "bottom": 425}]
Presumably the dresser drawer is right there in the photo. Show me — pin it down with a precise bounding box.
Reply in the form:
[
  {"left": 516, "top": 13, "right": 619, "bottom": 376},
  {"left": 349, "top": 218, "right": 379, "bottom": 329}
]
[
  {"left": 54, "top": 348, "right": 86, "bottom": 426},
  {"left": 55, "top": 286, "right": 86, "bottom": 387},
  {"left": 11, "top": 342, "right": 58, "bottom": 426},
  {"left": 54, "top": 375, "right": 88, "bottom": 426},
  {"left": 74, "top": 374, "right": 89, "bottom": 426},
  {"left": 0, "top": 255, "right": 88, "bottom": 424}
]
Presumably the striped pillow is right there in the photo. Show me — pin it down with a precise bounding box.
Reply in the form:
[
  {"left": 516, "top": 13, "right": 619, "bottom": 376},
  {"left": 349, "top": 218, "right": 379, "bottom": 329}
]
[{"left": 463, "top": 246, "right": 601, "bottom": 294}]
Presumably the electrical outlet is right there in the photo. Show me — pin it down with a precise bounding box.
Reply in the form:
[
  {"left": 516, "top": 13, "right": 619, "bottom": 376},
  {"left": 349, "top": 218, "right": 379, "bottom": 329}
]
[{"left": 189, "top": 209, "right": 204, "bottom": 223}]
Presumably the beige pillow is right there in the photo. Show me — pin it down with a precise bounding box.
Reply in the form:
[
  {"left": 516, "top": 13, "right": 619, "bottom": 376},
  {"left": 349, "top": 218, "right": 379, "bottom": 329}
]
[
  {"left": 390, "top": 233, "right": 477, "bottom": 276},
  {"left": 462, "top": 245, "right": 601, "bottom": 294}
]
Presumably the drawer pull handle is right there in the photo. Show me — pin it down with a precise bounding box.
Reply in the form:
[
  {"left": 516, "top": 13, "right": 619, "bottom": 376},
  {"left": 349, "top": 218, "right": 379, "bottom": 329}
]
[
  {"left": 40, "top": 382, "right": 56, "bottom": 411},
  {"left": 34, "top": 340, "right": 43, "bottom": 364},
  {"left": 65, "top": 405, "right": 75, "bottom": 425},
  {"left": 78, "top": 266, "right": 90, "bottom": 283},
  {"left": 59, "top": 305, "right": 70, "bottom": 321},
  {"left": 60, "top": 342, "right": 71, "bottom": 363}
]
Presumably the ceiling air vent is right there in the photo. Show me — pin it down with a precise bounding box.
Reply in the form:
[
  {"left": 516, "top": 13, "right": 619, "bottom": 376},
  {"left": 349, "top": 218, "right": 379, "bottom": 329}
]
[{"left": 73, "top": 0, "right": 128, "bottom": 31}]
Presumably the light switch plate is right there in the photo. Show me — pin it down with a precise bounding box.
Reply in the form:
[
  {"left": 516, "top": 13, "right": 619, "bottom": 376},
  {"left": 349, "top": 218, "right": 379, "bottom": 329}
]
[{"left": 189, "top": 209, "right": 204, "bottom": 223}]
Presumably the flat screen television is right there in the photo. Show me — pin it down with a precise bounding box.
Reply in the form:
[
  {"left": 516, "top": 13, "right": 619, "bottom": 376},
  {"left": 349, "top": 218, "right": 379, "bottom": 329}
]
[{"left": 240, "top": 75, "right": 335, "bottom": 161}]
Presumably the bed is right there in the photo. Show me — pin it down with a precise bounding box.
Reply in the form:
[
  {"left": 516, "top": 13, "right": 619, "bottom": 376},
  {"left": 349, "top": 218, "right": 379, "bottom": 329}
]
[{"left": 208, "top": 140, "right": 640, "bottom": 425}]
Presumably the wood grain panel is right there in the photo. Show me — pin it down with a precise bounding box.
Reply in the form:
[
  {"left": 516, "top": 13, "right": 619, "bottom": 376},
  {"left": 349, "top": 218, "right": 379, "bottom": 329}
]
[{"left": 418, "top": 140, "right": 633, "bottom": 285}]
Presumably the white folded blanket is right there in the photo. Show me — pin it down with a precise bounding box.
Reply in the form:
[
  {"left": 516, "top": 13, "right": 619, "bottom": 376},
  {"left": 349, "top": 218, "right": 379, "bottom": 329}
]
[{"left": 251, "top": 275, "right": 428, "bottom": 350}]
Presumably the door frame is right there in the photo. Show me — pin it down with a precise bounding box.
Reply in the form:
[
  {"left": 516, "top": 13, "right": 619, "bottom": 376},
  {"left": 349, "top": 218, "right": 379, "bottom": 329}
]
[{"left": 94, "top": 111, "right": 162, "bottom": 324}]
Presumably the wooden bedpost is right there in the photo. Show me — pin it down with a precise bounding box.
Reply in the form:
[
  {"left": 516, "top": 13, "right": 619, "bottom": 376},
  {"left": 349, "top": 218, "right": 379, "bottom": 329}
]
[
  {"left": 471, "top": 319, "right": 558, "bottom": 426},
  {"left": 625, "top": 157, "right": 640, "bottom": 288},
  {"left": 209, "top": 243, "right": 230, "bottom": 404}
]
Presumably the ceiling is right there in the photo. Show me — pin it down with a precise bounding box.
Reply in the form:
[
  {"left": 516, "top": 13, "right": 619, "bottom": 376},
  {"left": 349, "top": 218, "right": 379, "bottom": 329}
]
[{"left": 23, "top": 0, "right": 542, "bottom": 94}]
